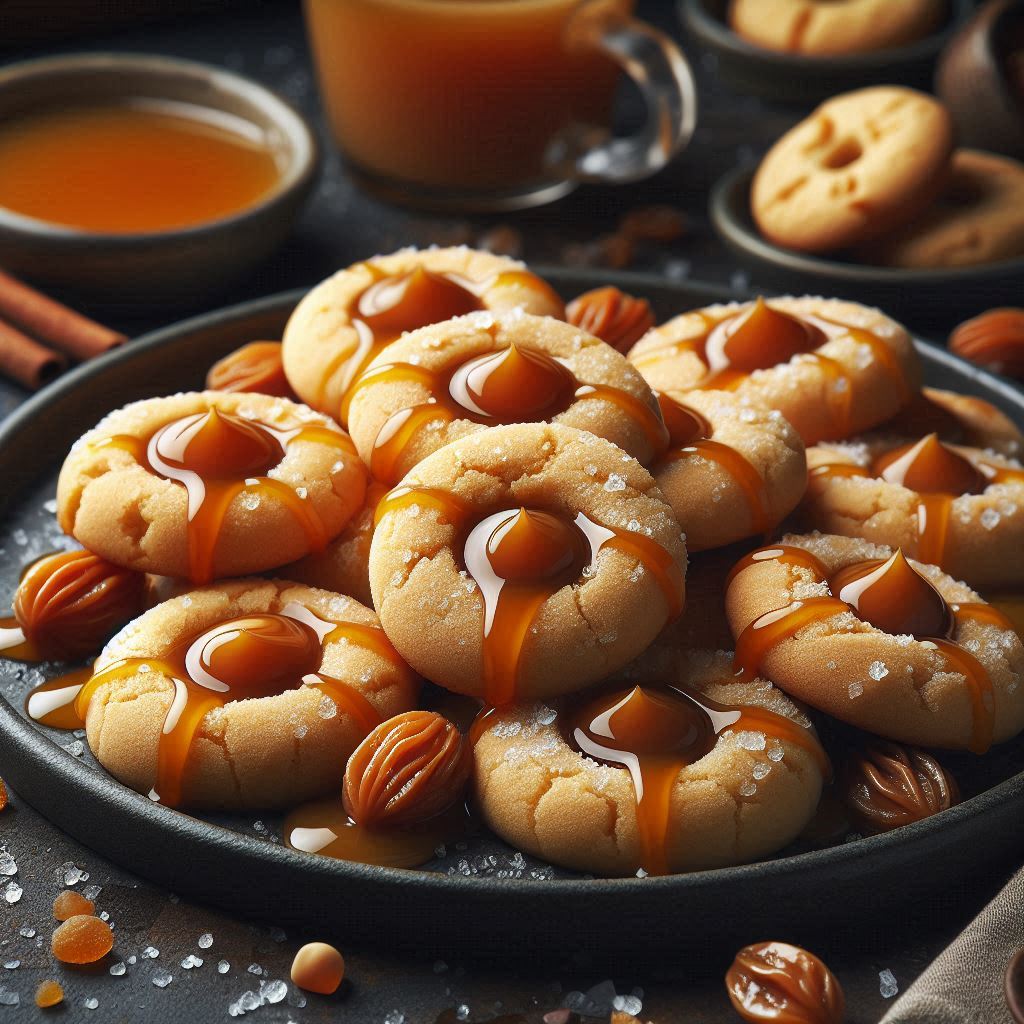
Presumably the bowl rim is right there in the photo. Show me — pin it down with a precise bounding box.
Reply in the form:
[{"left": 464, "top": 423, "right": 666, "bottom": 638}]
[
  {"left": 710, "top": 163, "right": 1024, "bottom": 286},
  {"left": 678, "top": 0, "right": 971, "bottom": 71},
  {"left": 2, "top": 279, "right": 1024, "bottom": 904},
  {"left": 0, "top": 51, "right": 319, "bottom": 246}
]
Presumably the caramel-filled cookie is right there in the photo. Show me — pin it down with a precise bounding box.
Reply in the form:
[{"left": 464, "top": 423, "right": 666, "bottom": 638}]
[
  {"left": 802, "top": 431, "right": 1024, "bottom": 587},
  {"left": 651, "top": 389, "right": 806, "bottom": 551},
  {"left": 77, "top": 580, "right": 419, "bottom": 809},
  {"left": 726, "top": 534, "right": 1024, "bottom": 751},
  {"left": 370, "top": 422, "right": 687, "bottom": 704},
  {"left": 629, "top": 296, "right": 920, "bottom": 444},
  {"left": 56, "top": 392, "right": 366, "bottom": 584},
  {"left": 729, "top": 0, "right": 945, "bottom": 56},
  {"left": 281, "top": 247, "right": 564, "bottom": 422},
  {"left": 473, "top": 649, "right": 825, "bottom": 876},
  {"left": 859, "top": 150, "right": 1024, "bottom": 268},
  {"left": 752, "top": 87, "right": 953, "bottom": 253},
  {"left": 347, "top": 310, "right": 666, "bottom": 485}
]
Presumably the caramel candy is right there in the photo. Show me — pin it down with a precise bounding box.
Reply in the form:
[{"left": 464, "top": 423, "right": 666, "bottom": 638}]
[
  {"left": 949, "top": 307, "right": 1024, "bottom": 380},
  {"left": 343, "top": 710, "right": 470, "bottom": 828},
  {"left": 566, "top": 286, "right": 655, "bottom": 353},
  {"left": 53, "top": 889, "right": 95, "bottom": 921},
  {"left": 51, "top": 915, "right": 113, "bottom": 964},
  {"left": 840, "top": 740, "right": 959, "bottom": 834},
  {"left": 726, "top": 941, "right": 844, "bottom": 1024},
  {"left": 14, "top": 550, "right": 146, "bottom": 661},
  {"left": 206, "top": 340, "right": 293, "bottom": 397},
  {"left": 35, "top": 980, "right": 64, "bottom": 1008},
  {"left": 291, "top": 941, "right": 345, "bottom": 995}
]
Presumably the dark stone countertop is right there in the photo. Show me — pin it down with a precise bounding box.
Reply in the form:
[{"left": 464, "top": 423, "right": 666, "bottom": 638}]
[{"left": 0, "top": 3, "right": 1018, "bottom": 1021}]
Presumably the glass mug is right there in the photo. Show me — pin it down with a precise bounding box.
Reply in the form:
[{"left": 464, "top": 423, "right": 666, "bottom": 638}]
[{"left": 303, "top": 0, "right": 697, "bottom": 210}]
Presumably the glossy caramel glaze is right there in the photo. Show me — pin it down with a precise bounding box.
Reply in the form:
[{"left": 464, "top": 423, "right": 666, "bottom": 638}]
[
  {"left": 375, "top": 486, "right": 685, "bottom": 705},
  {"left": 731, "top": 545, "right": 996, "bottom": 753},
  {"left": 349, "top": 339, "right": 667, "bottom": 485},
  {"left": 726, "top": 941, "right": 845, "bottom": 1024},
  {"left": 91, "top": 407, "right": 356, "bottom": 584},
  {"left": 206, "top": 341, "right": 293, "bottom": 398},
  {"left": 811, "top": 434, "right": 1024, "bottom": 567},
  {"left": 26, "top": 601, "right": 399, "bottom": 806},
  {"left": 632, "top": 299, "right": 911, "bottom": 438},
  {"left": 0, "top": 550, "right": 145, "bottom": 662},
  {"left": 565, "top": 683, "right": 827, "bottom": 875}
]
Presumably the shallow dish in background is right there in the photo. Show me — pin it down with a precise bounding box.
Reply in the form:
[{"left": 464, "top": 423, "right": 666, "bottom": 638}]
[
  {"left": 710, "top": 165, "right": 1024, "bottom": 336},
  {"left": 678, "top": 0, "right": 971, "bottom": 105},
  {"left": 1, "top": 270, "right": 1023, "bottom": 959},
  {"left": 0, "top": 53, "right": 318, "bottom": 305}
]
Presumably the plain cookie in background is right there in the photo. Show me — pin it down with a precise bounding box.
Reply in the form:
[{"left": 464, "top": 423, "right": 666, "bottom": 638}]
[
  {"left": 857, "top": 149, "right": 1024, "bottom": 268},
  {"left": 730, "top": 0, "right": 945, "bottom": 55},
  {"left": 751, "top": 86, "right": 954, "bottom": 253}
]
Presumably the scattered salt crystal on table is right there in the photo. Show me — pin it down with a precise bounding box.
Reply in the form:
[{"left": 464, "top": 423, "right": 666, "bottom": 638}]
[
  {"left": 151, "top": 970, "right": 172, "bottom": 988},
  {"left": 218, "top": 961, "right": 231, "bottom": 974},
  {"left": 4, "top": 882, "right": 22, "bottom": 904},
  {"left": 109, "top": 962, "right": 126, "bottom": 976},
  {"left": 879, "top": 969, "right": 898, "bottom": 998},
  {"left": 260, "top": 979, "right": 287, "bottom": 1004},
  {"left": 17, "top": 927, "right": 33, "bottom": 939},
  {"left": 83, "top": 996, "right": 99, "bottom": 1009},
  {"left": 613, "top": 994, "right": 643, "bottom": 1015},
  {"left": 198, "top": 933, "right": 213, "bottom": 949},
  {"left": 0, "top": 849, "right": 16, "bottom": 875}
]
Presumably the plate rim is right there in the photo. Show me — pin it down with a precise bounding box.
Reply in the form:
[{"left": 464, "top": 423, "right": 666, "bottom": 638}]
[{"left": 2, "top": 274, "right": 1023, "bottom": 902}]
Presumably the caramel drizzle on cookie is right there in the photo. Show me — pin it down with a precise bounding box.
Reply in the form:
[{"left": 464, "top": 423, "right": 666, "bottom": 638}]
[
  {"left": 375, "top": 486, "right": 684, "bottom": 706},
  {"left": 87, "top": 408, "right": 359, "bottom": 585},
  {"left": 562, "top": 683, "right": 828, "bottom": 875},
  {"left": 632, "top": 299, "right": 911, "bottom": 438},
  {"left": 348, "top": 339, "right": 668, "bottom": 486},
  {"left": 653, "top": 391, "right": 773, "bottom": 535},
  {"left": 26, "top": 601, "right": 404, "bottom": 807},
  {"left": 730, "top": 544, "right": 996, "bottom": 753},
  {"left": 809, "top": 434, "right": 1024, "bottom": 568},
  {"left": 315, "top": 261, "right": 559, "bottom": 420}
]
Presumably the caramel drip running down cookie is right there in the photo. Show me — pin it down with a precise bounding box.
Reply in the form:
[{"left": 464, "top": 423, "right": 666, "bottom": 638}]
[
  {"left": 348, "top": 341, "right": 669, "bottom": 485},
  {"left": 326, "top": 263, "right": 553, "bottom": 419},
  {"left": 654, "top": 391, "right": 772, "bottom": 534},
  {"left": 565, "top": 683, "right": 828, "bottom": 875},
  {"left": 633, "top": 299, "right": 911, "bottom": 438},
  {"left": 375, "top": 486, "right": 684, "bottom": 706},
  {"left": 731, "top": 545, "right": 996, "bottom": 753},
  {"left": 91, "top": 408, "right": 356, "bottom": 584},
  {"left": 811, "top": 434, "right": 1024, "bottom": 567},
  {"left": 26, "top": 602, "right": 398, "bottom": 806}
]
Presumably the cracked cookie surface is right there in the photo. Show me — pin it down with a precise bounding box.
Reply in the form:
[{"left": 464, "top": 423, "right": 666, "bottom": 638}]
[
  {"left": 726, "top": 533, "right": 1024, "bottom": 749},
  {"left": 369, "top": 422, "right": 687, "bottom": 701},
  {"left": 56, "top": 392, "right": 365, "bottom": 582},
  {"left": 82, "top": 579, "right": 419, "bottom": 809},
  {"left": 751, "top": 87, "right": 953, "bottom": 253},
  {"left": 472, "top": 649, "right": 823, "bottom": 876},
  {"left": 651, "top": 389, "right": 806, "bottom": 551}
]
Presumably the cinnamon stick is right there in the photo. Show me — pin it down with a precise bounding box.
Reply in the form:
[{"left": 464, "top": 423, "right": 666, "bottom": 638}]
[
  {"left": 0, "top": 268, "right": 126, "bottom": 361},
  {"left": 0, "top": 316, "right": 66, "bottom": 389}
]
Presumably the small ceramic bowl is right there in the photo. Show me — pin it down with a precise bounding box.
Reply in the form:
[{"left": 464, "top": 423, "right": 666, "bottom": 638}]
[
  {"left": 709, "top": 165, "right": 1024, "bottom": 335},
  {"left": 679, "top": 0, "right": 972, "bottom": 105},
  {"left": 0, "top": 53, "right": 319, "bottom": 305}
]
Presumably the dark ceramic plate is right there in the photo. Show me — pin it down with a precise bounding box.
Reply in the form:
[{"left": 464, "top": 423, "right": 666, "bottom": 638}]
[
  {"left": 710, "top": 165, "right": 1024, "bottom": 336},
  {"left": 678, "top": 0, "right": 971, "bottom": 104},
  {"left": 2, "top": 269, "right": 1023, "bottom": 959}
]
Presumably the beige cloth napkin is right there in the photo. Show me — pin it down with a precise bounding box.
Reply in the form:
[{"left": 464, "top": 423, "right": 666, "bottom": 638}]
[{"left": 881, "top": 867, "right": 1024, "bottom": 1024}]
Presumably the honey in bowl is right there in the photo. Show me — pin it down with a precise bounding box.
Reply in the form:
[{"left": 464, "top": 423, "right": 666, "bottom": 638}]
[{"left": 0, "top": 101, "right": 282, "bottom": 233}]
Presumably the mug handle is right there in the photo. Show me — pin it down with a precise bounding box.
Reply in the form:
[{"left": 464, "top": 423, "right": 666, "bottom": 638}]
[{"left": 567, "top": 1, "right": 698, "bottom": 184}]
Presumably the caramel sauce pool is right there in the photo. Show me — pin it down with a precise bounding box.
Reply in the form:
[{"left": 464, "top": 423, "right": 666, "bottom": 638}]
[{"left": 0, "top": 102, "right": 281, "bottom": 233}]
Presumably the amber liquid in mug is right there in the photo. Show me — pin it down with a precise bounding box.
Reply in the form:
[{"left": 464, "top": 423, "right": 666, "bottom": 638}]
[
  {"left": 303, "top": 0, "right": 629, "bottom": 191},
  {"left": 0, "top": 101, "right": 281, "bottom": 233}
]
